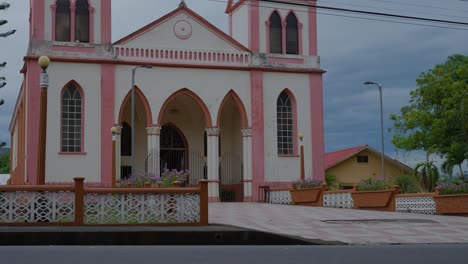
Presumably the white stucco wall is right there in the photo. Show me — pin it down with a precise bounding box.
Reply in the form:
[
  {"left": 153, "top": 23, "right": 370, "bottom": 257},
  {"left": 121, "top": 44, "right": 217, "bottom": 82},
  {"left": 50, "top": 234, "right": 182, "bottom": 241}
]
[
  {"left": 263, "top": 72, "right": 313, "bottom": 182},
  {"left": 231, "top": 4, "right": 249, "bottom": 48},
  {"left": 120, "top": 11, "right": 242, "bottom": 52},
  {"left": 258, "top": 3, "right": 309, "bottom": 55},
  {"left": 45, "top": 62, "right": 102, "bottom": 183},
  {"left": 114, "top": 66, "right": 251, "bottom": 128},
  {"left": 44, "top": 0, "right": 102, "bottom": 43}
]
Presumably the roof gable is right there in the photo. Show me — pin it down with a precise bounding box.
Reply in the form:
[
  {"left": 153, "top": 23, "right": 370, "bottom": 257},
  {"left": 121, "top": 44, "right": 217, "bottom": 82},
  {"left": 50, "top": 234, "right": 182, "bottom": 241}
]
[
  {"left": 324, "top": 145, "right": 368, "bottom": 169},
  {"left": 114, "top": 6, "right": 249, "bottom": 52}
]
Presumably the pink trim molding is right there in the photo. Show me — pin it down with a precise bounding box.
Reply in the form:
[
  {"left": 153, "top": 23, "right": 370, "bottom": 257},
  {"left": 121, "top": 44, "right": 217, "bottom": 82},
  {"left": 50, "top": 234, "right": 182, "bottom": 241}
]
[
  {"left": 309, "top": 73, "right": 325, "bottom": 181},
  {"left": 32, "top": 0, "right": 45, "bottom": 40},
  {"left": 308, "top": 1, "right": 318, "bottom": 56},
  {"left": 101, "top": 0, "right": 112, "bottom": 43},
  {"left": 118, "top": 86, "right": 153, "bottom": 126},
  {"left": 248, "top": 0, "right": 260, "bottom": 52},
  {"left": 26, "top": 60, "right": 41, "bottom": 184},
  {"left": 101, "top": 64, "right": 115, "bottom": 185},
  {"left": 216, "top": 90, "right": 249, "bottom": 129},
  {"left": 250, "top": 70, "right": 264, "bottom": 201}
]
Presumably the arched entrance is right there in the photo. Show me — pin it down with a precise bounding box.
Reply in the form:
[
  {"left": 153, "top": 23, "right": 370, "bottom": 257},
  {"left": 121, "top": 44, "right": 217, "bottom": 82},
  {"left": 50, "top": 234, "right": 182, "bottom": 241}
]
[
  {"left": 160, "top": 124, "right": 188, "bottom": 172},
  {"left": 217, "top": 91, "right": 248, "bottom": 202},
  {"left": 159, "top": 89, "right": 211, "bottom": 186}
]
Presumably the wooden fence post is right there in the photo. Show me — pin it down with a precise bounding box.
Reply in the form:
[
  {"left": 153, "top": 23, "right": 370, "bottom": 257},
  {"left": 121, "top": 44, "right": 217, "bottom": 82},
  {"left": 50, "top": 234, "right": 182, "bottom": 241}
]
[
  {"left": 199, "top": 180, "right": 209, "bottom": 226},
  {"left": 74, "top": 177, "right": 85, "bottom": 225}
]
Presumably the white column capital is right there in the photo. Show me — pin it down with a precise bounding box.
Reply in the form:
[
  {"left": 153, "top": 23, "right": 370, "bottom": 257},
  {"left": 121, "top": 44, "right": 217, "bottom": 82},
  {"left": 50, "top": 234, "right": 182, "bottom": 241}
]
[
  {"left": 146, "top": 126, "right": 161, "bottom": 136},
  {"left": 241, "top": 128, "right": 253, "bottom": 137},
  {"left": 112, "top": 125, "right": 122, "bottom": 135},
  {"left": 206, "top": 127, "right": 220, "bottom": 136}
]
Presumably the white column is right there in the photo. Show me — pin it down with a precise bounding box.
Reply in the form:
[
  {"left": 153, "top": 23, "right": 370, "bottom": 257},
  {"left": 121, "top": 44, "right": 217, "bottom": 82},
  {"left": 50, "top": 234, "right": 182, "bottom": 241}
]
[
  {"left": 114, "top": 125, "right": 122, "bottom": 181},
  {"left": 146, "top": 126, "right": 161, "bottom": 176},
  {"left": 206, "top": 127, "right": 220, "bottom": 202},
  {"left": 242, "top": 128, "right": 253, "bottom": 201}
]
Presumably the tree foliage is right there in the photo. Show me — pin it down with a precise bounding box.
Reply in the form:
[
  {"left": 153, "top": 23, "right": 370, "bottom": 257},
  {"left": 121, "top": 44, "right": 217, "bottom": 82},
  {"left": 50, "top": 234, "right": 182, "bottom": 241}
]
[
  {"left": 0, "top": 153, "right": 9, "bottom": 174},
  {"left": 0, "top": 2, "right": 15, "bottom": 99},
  {"left": 390, "top": 54, "right": 468, "bottom": 176}
]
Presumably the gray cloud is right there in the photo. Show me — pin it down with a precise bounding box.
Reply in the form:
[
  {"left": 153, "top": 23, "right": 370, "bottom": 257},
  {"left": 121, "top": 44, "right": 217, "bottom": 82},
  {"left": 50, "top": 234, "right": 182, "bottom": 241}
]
[{"left": 0, "top": 0, "right": 467, "bottom": 169}]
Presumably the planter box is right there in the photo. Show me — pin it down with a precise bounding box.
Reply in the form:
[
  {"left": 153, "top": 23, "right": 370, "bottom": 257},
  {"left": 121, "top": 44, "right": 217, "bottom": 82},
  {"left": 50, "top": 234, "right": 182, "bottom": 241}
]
[
  {"left": 290, "top": 185, "right": 326, "bottom": 206},
  {"left": 434, "top": 194, "right": 468, "bottom": 215},
  {"left": 352, "top": 187, "right": 399, "bottom": 212}
]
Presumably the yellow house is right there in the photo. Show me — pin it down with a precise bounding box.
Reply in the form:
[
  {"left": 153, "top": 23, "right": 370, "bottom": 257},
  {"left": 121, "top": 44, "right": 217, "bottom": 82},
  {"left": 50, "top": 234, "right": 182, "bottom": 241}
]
[{"left": 325, "top": 145, "right": 414, "bottom": 188}]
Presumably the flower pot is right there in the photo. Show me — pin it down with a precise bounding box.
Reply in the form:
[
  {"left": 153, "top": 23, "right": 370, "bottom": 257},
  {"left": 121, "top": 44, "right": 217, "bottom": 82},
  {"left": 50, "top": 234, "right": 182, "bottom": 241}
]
[
  {"left": 352, "top": 188, "right": 398, "bottom": 211},
  {"left": 290, "top": 186, "right": 324, "bottom": 206},
  {"left": 434, "top": 194, "right": 468, "bottom": 215}
]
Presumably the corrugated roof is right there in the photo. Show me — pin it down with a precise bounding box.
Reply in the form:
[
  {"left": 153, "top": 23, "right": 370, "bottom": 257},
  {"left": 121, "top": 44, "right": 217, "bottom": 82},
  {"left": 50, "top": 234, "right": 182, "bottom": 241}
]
[{"left": 324, "top": 145, "right": 368, "bottom": 169}]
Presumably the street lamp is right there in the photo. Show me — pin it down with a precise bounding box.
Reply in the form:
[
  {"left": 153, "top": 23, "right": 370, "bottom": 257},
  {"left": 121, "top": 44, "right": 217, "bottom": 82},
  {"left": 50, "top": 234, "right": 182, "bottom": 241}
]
[
  {"left": 299, "top": 133, "right": 305, "bottom": 181},
  {"left": 130, "top": 65, "right": 152, "bottom": 177},
  {"left": 37, "top": 56, "right": 51, "bottom": 185},
  {"left": 364, "top": 81, "right": 385, "bottom": 178}
]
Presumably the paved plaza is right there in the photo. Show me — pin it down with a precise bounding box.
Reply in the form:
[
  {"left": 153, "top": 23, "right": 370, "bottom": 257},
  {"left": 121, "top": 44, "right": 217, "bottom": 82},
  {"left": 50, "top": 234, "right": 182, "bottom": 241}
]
[{"left": 209, "top": 203, "right": 468, "bottom": 245}]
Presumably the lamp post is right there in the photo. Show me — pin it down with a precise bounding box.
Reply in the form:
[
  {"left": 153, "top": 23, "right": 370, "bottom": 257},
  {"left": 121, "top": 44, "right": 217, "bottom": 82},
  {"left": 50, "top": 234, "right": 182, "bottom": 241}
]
[
  {"left": 130, "top": 65, "right": 152, "bottom": 177},
  {"left": 364, "top": 81, "right": 385, "bottom": 178},
  {"left": 37, "top": 56, "right": 51, "bottom": 185},
  {"left": 299, "top": 133, "right": 305, "bottom": 181}
]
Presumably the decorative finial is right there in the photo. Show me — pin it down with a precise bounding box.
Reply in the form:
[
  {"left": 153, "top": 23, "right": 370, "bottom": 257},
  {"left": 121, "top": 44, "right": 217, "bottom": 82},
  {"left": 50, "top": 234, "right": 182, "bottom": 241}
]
[{"left": 179, "top": 0, "right": 186, "bottom": 7}]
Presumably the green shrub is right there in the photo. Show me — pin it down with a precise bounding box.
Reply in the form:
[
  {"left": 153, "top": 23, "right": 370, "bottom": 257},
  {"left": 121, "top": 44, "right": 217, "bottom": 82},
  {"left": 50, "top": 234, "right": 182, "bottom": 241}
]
[
  {"left": 356, "top": 178, "right": 391, "bottom": 192},
  {"left": 394, "top": 175, "right": 421, "bottom": 194},
  {"left": 325, "top": 173, "right": 339, "bottom": 190}
]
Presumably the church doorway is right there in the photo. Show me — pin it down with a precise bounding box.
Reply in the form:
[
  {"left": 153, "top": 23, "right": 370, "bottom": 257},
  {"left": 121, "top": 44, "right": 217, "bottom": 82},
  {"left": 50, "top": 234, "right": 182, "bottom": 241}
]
[
  {"left": 160, "top": 124, "right": 188, "bottom": 173},
  {"left": 218, "top": 95, "right": 244, "bottom": 202}
]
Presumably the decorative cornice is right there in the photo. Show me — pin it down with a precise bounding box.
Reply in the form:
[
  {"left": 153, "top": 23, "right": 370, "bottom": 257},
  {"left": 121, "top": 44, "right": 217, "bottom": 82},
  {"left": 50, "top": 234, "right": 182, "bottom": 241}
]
[
  {"left": 241, "top": 128, "right": 252, "bottom": 137},
  {"left": 146, "top": 126, "right": 161, "bottom": 136},
  {"left": 205, "top": 127, "right": 220, "bottom": 136}
]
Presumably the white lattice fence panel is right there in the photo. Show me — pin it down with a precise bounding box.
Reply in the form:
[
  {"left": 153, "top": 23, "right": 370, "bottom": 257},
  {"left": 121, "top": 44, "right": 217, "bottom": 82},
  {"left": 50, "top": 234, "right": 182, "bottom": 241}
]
[
  {"left": 268, "top": 190, "right": 292, "bottom": 204},
  {"left": 396, "top": 196, "right": 436, "bottom": 215},
  {"left": 0, "top": 191, "right": 75, "bottom": 223},
  {"left": 323, "top": 193, "right": 354, "bottom": 209},
  {"left": 84, "top": 193, "right": 200, "bottom": 224}
]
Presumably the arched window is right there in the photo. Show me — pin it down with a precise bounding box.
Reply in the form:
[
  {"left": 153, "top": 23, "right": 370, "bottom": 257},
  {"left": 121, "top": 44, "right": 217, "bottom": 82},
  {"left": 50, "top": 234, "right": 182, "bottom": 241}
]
[
  {"left": 269, "top": 11, "right": 282, "bottom": 54},
  {"left": 55, "top": 0, "right": 71, "bottom": 42},
  {"left": 75, "top": 0, "right": 90, "bottom": 43},
  {"left": 61, "top": 83, "right": 83, "bottom": 153},
  {"left": 286, "top": 13, "right": 299, "bottom": 54},
  {"left": 121, "top": 122, "right": 132, "bottom": 156},
  {"left": 277, "top": 91, "right": 294, "bottom": 155}
]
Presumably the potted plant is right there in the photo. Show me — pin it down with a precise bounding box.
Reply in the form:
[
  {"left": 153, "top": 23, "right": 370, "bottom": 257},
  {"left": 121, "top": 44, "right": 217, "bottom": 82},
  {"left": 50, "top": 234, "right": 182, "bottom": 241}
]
[
  {"left": 290, "top": 178, "right": 326, "bottom": 206},
  {"left": 352, "top": 178, "right": 399, "bottom": 211},
  {"left": 434, "top": 182, "right": 468, "bottom": 215}
]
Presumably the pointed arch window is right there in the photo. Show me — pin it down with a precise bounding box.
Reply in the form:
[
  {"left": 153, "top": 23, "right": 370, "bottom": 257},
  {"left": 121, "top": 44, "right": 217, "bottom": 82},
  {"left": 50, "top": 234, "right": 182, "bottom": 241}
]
[
  {"left": 269, "top": 11, "right": 283, "bottom": 54},
  {"left": 61, "top": 83, "right": 83, "bottom": 153},
  {"left": 75, "top": 0, "right": 90, "bottom": 43},
  {"left": 286, "top": 13, "right": 299, "bottom": 54},
  {"left": 55, "top": 0, "right": 71, "bottom": 42},
  {"left": 277, "top": 91, "right": 294, "bottom": 155}
]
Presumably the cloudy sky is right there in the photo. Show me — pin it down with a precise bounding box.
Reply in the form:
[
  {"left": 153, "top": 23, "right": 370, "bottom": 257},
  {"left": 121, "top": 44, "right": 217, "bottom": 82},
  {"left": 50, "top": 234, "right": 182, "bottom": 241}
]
[{"left": 0, "top": 0, "right": 467, "bottom": 168}]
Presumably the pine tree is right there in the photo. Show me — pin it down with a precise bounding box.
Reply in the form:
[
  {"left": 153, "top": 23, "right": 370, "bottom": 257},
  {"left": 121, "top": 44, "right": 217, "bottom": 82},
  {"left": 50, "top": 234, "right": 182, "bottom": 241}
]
[{"left": 0, "top": 2, "right": 16, "bottom": 105}]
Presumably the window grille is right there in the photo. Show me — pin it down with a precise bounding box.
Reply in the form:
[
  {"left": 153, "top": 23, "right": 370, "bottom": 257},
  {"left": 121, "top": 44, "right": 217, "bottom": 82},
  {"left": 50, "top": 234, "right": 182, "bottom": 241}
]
[
  {"left": 277, "top": 92, "right": 294, "bottom": 155},
  {"left": 269, "top": 11, "right": 283, "bottom": 54},
  {"left": 61, "top": 84, "right": 83, "bottom": 153},
  {"left": 286, "top": 13, "right": 299, "bottom": 54},
  {"left": 55, "top": 0, "right": 71, "bottom": 41}
]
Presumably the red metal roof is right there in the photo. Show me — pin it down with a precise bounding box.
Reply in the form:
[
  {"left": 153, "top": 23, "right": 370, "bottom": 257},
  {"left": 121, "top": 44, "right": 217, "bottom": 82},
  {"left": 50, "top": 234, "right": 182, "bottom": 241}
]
[{"left": 324, "top": 145, "right": 368, "bottom": 169}]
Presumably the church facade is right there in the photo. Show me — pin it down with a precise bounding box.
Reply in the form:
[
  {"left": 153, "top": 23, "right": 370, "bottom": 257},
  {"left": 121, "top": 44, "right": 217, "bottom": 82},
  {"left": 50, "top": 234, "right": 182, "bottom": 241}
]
[{"left": 9, "top": 0, "right": 324, "bottom": 202}]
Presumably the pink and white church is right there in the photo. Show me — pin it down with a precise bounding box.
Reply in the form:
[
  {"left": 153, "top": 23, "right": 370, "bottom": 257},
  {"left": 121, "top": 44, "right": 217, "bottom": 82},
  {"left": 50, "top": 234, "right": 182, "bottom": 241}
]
[{"left": 9, "top": 0, "right": 325, "bottom": 202}]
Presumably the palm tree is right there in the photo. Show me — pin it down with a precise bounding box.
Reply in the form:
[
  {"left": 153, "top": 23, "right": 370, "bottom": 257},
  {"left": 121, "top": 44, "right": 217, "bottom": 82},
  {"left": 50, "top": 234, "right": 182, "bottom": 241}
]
[
  {"left": 415, "top": 161, "right": 439, "bottom": 192},
  {"left": 443, "top": 143, "right": 467, "bottom": 180}
]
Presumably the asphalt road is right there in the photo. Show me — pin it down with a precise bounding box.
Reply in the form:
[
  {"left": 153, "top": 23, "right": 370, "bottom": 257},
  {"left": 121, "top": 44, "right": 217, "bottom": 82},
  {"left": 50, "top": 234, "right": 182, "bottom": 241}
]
[{"left": 1, "top": 245, "right": 467, "bottom": 264}]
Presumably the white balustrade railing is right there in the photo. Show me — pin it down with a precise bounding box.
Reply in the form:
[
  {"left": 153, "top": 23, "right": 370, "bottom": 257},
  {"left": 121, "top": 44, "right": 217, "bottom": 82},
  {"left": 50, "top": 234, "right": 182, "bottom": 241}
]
[
  {"left": 84, "top": 193, "right": 200, "bottom": 224},
  {"left": 396, "top": 195, "right": 436, "bottom": 215},
  {"left": 267, "top": 190, "right": 292, "bottom": 205},
  {"left": 323, "top": 192, "right": 354, "bottom": 209},
  {"left": 114, "top": 46, "right": 251, "bottom": 66},
  {"left": 0, "top": 191, "right": 75, "bottom": 223}
]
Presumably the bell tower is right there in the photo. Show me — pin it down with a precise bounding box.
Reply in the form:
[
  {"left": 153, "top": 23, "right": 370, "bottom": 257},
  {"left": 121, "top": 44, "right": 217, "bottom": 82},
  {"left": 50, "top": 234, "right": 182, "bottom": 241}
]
[
  {"left": 226, "top": 0, "right": 318, "bottom": 56},
  {"left": 29, "top": 0, "right": 112, "bottom": 44}
]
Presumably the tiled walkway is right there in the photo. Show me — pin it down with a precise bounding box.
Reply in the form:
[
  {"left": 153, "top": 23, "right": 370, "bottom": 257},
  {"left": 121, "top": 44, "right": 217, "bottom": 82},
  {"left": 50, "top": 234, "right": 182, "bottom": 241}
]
[{"left": 209, "top": 203, "right": 468, "bottom": 245}]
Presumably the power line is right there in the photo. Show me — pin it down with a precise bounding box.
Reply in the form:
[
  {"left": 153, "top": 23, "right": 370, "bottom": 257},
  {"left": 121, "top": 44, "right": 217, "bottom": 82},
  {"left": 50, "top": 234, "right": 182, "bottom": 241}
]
[
  {"left": 262, "top": 0, "right": 468, "bottom": 26},
  {"left": 317, "top": 0, "right": 468, "bottom": 19},
  {"left": 210, "top": 0, "right": 468, "bottom": 31},
  {"left": 352, "top": 0, "right": 468, "bottom": 13}
]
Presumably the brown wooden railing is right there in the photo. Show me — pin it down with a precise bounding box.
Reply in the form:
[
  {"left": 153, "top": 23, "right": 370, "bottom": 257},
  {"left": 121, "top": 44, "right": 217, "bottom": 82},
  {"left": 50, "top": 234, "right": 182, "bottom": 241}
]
[{"left": 0, "top": 178, "right": 208, "bottom": 226}]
